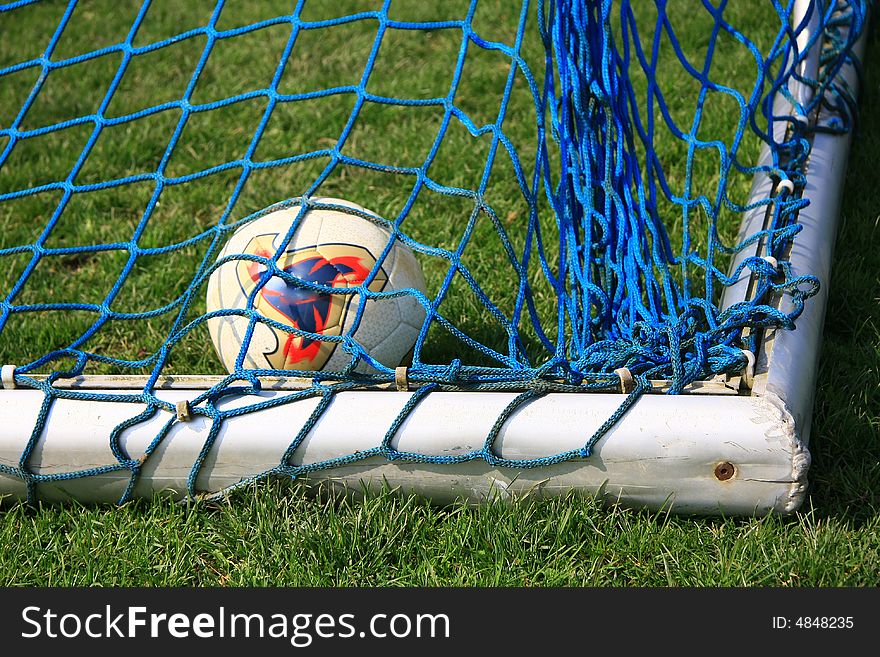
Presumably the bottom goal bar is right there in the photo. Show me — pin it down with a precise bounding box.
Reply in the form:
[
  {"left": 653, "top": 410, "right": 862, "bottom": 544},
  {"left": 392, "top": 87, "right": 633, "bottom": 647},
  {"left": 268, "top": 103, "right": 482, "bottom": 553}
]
[{"left": 0, "top": 387, "right": 806, "bottom": 515}]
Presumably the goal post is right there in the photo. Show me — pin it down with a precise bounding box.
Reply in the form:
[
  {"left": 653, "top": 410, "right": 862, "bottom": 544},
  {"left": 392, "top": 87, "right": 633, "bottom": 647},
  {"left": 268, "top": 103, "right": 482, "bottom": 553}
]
[
  {"left": 0, "top": 0, "right": 871, "bottom": 514},
  {"left": 0, "top": 100, "right": 859, "bottom": 514}
]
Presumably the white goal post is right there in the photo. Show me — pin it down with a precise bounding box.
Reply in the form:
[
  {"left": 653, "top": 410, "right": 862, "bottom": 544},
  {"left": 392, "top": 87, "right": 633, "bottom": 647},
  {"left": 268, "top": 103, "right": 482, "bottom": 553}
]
[{"left": 0, "top": 2, "right": 870, "bottom": 514}]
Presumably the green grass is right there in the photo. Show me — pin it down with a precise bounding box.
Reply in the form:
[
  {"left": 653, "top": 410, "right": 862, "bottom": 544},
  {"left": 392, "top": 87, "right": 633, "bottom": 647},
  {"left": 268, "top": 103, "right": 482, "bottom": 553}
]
[
  {"left": 2, "top": 484, "right": 880, "bottom": 587},
  {"left": 0, "top": 0, "right": 772, "bottom": 373},
  {"left": 0, "top": 1, "right": 878, "bottom": 587}
]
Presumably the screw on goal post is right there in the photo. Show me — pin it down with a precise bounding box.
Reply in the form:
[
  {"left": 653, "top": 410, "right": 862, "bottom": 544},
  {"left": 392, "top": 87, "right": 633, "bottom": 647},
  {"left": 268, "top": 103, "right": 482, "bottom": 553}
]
[{"left": 0, "top": 0, "right": 871, "bottom": 513}]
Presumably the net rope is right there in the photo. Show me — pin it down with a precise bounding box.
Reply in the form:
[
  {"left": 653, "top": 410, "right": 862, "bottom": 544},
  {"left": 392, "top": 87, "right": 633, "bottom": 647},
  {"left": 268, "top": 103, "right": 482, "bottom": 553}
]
[{"left": 0, "top": 0, "right": 869, "bottom": 502}]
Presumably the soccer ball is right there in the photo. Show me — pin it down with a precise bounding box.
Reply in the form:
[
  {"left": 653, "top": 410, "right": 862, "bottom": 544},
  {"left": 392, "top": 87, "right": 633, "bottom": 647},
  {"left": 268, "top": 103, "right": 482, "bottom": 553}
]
[{"left": 205, "top": 197, "right": 427, "bottom": 374}]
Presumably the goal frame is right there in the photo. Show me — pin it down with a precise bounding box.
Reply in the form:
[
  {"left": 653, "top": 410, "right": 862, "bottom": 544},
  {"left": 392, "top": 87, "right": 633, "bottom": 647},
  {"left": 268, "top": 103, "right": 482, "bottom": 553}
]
[{"left": 0, "top": 1, "right": 869, "bottom": 514}]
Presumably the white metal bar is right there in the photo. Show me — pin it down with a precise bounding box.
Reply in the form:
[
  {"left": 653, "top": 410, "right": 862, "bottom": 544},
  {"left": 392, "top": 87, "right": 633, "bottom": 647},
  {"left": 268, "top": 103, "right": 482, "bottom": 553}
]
[
  {"left": 0, "top": 388, "right": 806, "bottom": 515},
  {"left": 793, "top": 0, "right": 823, "bottom": 110},
  {"left": 720, "top": 1, "right": 817, "bottom": 314},
  {"left": 756, "top": 7, "right": 870, "bottom": 435},
  {"left": 720, "top": 0, "right": 828, "bottom": 314}
]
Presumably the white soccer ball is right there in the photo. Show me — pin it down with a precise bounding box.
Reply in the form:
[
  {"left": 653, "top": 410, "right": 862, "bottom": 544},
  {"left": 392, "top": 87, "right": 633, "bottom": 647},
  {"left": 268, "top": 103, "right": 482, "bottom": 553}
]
[{"left": 205, "top": 197, "right": 427, "bottom": 375}]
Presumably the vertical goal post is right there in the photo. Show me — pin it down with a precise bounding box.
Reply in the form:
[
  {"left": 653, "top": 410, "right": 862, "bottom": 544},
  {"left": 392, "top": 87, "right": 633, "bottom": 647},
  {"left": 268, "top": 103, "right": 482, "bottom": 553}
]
[{"left": 0, "top": 0, "right": 872, "bottom": 514}]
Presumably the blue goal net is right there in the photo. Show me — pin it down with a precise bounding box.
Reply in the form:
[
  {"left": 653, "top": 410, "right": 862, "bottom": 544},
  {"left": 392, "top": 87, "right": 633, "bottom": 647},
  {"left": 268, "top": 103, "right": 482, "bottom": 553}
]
[{"left": 0, "top": 0, "right": 870, "bottom": 502}]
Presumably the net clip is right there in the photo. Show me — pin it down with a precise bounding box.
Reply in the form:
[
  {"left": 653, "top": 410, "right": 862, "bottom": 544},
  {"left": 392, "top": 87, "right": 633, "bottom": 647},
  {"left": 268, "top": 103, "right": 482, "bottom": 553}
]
[
  {"left": 741, "top": 350, "right": 756, "bottom": 390},
  {"left": 1, "top": 365, "right": 16, "bottom": 390},
  {"left": 760, "top": 255, "right": 778, "bottom": 271},
  {"left": 176, "top": 400, "right": 193, "bottom": 422},
  {"left": 774, "top": 178, "right": 795, "bottom": 197},
  {"left": 395, "top": 366, "right": 409, "bottom": 392},
  {"left": 614, "top": 367, "right": 635, "bottom": 394}
]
